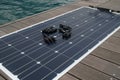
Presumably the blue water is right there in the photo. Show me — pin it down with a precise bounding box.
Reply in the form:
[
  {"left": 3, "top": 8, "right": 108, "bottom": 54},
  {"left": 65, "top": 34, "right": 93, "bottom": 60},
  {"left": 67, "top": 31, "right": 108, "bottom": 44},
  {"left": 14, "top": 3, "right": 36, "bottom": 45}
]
[{"left": 0, "top": 0, "right": 74, "bottom": 25}]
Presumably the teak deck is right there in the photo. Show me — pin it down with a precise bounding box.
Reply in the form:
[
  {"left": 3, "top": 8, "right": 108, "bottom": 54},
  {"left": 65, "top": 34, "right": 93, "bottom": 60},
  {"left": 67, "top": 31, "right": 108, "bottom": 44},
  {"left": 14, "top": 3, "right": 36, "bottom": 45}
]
[{"left": 0, "top": 0, "right": 120, "bottom": 80}]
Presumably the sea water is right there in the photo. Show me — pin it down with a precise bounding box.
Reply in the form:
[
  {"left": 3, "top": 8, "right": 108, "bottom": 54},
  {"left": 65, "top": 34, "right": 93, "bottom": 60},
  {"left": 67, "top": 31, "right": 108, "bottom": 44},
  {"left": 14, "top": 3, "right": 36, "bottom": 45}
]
[{"left": 0, "top": 0, "right": 74, "bottom": 25}]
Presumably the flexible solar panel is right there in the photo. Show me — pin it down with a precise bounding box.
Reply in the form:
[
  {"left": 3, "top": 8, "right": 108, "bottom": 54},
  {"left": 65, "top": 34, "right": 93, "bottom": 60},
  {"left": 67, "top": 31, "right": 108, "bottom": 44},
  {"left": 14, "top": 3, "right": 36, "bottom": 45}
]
[{"left": 0, "top": 7, "right": 120, "bottom": 80}]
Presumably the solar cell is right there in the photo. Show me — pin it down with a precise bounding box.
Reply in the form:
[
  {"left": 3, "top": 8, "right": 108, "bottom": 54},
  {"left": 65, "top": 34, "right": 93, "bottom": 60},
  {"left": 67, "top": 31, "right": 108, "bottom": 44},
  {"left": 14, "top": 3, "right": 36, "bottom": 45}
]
[{"left": 0, "top": 7, "right": 120, "bottom": 80}]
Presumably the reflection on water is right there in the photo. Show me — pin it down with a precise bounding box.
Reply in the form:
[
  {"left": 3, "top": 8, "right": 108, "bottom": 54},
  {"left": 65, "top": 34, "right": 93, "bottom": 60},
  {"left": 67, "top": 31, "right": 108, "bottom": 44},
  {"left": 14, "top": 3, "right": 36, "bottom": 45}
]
[{"left": 0, "top": 0, "right": 74, "bottom": 25}]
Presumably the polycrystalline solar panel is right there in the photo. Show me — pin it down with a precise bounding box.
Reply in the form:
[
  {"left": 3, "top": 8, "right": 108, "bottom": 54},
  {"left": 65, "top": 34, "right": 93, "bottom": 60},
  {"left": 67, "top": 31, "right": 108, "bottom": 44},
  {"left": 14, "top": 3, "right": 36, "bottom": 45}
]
[{"left": 0, "top": 7, "right": 120, "bottom": 80}]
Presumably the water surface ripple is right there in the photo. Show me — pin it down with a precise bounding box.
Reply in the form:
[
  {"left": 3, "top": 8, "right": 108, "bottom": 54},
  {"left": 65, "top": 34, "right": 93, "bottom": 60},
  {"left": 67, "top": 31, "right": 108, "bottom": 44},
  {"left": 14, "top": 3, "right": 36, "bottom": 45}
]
[{"left": 0, "top": 0, "right": 74, "bottom": 25}]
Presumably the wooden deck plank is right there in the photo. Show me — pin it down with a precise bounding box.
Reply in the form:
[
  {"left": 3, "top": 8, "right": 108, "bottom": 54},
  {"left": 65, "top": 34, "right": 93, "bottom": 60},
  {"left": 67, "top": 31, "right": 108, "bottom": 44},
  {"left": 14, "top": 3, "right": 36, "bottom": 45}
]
[
  {"left": 100, "top": 41, "right": 120, "bottom": 54},
  {"left": 73, "top": 1, "right": 99, "bottom": 6},
  {"left": 10, "top": 22, "right": 28, "bottom": 29},
  {"left": 0, "top": 26, "right": 18, "bottom": 34},
  {"left": 105, "top": 36, "right": 120, "bottom": 46},
  {"left": 0, "top": 76, "right": 5, "bottom": 80},
  {"left": 59, "top": 73, "right": 79, "bottom": 80},
  {"left": 0, "top": 30, "right": 7, "bottom": 37},
  {"left": 19, "top": 17, "right": 42, "bottom": 27},
  {"left": 97, "top": 0, "right": 120, "bottom": 11},
  {"left": 112, "top": 30, "right": 120, "bottom": 38},
  {"left": 81, "top": 55, "right": 120, "bottom": 79},
  {"left": 69, "top": 63, "right": 116, "bottom": 80},
  {"left": 91, "top": 47, "right": 120, "bottom": 66}
]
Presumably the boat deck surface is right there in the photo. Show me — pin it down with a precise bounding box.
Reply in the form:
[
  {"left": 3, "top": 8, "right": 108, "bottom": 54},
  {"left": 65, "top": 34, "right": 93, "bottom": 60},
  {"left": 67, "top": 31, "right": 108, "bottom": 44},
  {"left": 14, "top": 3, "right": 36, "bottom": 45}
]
[{"left": 0, "top": 0, "right": 120, "bottom": 80}]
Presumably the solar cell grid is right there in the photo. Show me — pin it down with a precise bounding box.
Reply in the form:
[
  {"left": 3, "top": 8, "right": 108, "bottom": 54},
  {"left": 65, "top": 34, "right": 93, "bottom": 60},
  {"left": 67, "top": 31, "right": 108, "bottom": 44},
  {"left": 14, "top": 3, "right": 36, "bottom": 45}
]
[{"left": 0, "top": 7, "right": 120, "bottom": 80}]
